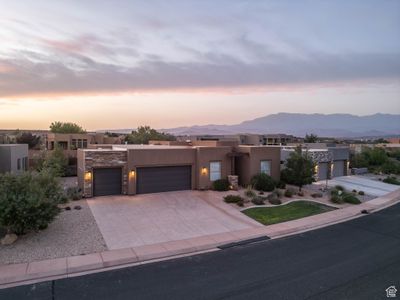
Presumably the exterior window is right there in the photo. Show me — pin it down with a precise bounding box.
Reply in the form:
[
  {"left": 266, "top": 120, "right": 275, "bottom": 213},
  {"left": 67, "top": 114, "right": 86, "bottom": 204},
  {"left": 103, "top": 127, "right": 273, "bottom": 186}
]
[
  {"left": 17, "top": 158, "right": 21, "bottom": 170},
  {"left": 260, "top": 160, "right": 271, "bottom": 176},
  {"left": 210, "top": 161, "right": 221, "bottom": 181},
  {"left": 83, "top": 139, "right": 88, "bottom": 148}
]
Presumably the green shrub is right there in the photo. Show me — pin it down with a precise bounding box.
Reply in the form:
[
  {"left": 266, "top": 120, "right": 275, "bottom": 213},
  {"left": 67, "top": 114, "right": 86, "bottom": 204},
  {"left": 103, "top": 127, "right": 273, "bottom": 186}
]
[
  {"left": 245, "top": 185, "right": 257, "bottom": 198},
  {"left": 335, "top": 185, "right": 345, "bottom": 191},
  {"left": 352, "top": 189, "right": 357, "bottom": 193},
  {"left": 251, "top": 197, "right": 265, "bottom": 205},
  {"left": 224, "top": 195, "right": 244, "bottom": 204},
  {"left": 311, "top": 193, "right": 323, "bottom": 198},
  {"left": 382, "top": 176, "right": 400, "bottom": 185},
  {"left": 284, "top": 188, "right": 294, "bottom": 198},
  {"left": 251, "top": 173, "right": 276, "bottom": 192},
  {"left": 0, "top": 172, "right": 63, "bottom": 235},
  {"left": 342, "top": 193, "right": 361, "bottom": 204},
  {"left": 276, "top": 181, "right": 286, "bottom": 189},
  {"left": 236, "top": 200, "right": 244, "bottom": 207},
  {"left": 268, "top": 197, "right": 282, "bottom": 205},
  {"left": 212, "top": 179, "right": 230, "bottom": 191},
  {"left": 297, "top": 191, "right": 304, "bottom": 197},
  {"left": 330, "top": 194, "right": 343, "bottom": 204},
  {"left": 66, "top": 187, "right": 83, "bottom": 201},
  {"left": 358, "top": 191, "right": 365, "bottom": 196},
  {"left": 330, "top": 189, "right": 339, "bottom": 196}
]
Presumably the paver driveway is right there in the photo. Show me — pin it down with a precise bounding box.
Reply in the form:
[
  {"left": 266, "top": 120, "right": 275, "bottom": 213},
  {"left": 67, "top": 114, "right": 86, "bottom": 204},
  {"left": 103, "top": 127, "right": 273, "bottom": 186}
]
[{"left": 87, "top": 191, "right": 260, "bottom": 250}]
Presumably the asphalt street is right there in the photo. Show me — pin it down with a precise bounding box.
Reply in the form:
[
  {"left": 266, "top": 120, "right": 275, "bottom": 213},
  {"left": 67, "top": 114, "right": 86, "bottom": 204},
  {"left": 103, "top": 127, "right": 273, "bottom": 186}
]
[{"left": 1, "top": 203, "right": 399, "bottom": 300}]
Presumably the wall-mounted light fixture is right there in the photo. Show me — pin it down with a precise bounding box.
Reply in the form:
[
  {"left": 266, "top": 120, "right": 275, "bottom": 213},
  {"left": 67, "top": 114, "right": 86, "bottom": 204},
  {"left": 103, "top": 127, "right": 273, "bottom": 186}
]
[
  {"left": 314, "top": 165, "right": 319, "bottom": 174},
  {"left": 201, "top": 167, "right": 208, "bottom": 176},
  {"left": 129, "top": 170, "right": 136, "bottom": 179},
  {"left": 84, "top": 171, "right": 92, "bottom": 181}
]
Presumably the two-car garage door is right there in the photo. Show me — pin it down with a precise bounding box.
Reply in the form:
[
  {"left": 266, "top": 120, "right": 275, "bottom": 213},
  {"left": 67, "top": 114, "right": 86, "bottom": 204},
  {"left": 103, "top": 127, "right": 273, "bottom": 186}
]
[{"left": 137, "top": 166, "right": 192, "bottom": 194}]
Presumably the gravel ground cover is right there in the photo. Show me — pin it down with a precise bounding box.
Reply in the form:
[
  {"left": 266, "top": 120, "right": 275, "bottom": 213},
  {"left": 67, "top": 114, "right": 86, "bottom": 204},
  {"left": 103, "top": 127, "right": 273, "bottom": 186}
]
[{"left": 0, "top": 200, "right": 107, "bottom": 265}]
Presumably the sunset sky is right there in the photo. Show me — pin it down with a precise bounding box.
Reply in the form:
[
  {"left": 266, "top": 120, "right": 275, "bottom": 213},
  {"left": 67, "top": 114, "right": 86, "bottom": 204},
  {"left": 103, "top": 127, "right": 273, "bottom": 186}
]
[{"left": 0, "top": 0, "right": 399, "bottom": 130}]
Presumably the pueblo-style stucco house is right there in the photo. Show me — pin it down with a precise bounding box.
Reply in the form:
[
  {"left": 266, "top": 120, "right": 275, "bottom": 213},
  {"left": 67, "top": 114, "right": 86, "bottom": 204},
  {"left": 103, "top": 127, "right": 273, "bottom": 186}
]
[
  {"left": 77, "top": 141, "right": 281, "bottom": 197},
  {"left": 0, "top": 144, "right": 29, "bottom": 174}
]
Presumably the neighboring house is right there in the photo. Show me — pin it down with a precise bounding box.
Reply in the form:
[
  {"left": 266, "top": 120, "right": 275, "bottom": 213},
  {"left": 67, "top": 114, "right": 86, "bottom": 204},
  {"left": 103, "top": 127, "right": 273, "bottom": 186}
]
[
  {"left": 0, "top": 144, "right": 29, "bottom": 174},
  {"left": 77, "top": 142, "right": 281, "bottom": 198},
  {"left": 178, "top": 133, "right": 299, "bottom": 146},
  {"left": 281, "top": 144, "right": 350, "bottom": 181}
]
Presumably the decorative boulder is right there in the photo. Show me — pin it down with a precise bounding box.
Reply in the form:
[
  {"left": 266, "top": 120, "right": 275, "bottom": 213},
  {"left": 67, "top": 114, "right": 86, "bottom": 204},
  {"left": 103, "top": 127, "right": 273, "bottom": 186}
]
[{"left": 1, "top": 233, "right": 18, "bottom": 245}]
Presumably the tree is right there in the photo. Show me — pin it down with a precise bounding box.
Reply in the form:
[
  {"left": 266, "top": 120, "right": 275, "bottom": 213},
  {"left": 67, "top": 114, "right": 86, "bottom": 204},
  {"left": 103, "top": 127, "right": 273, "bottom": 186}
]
[
  {"left": 125, "top": 126, "right": 176, "bottom": 144},
  {"left": 39, "top": 145, "right": 68, "bottom": 177},
  {"left": 304, "top": 133, "right": 318, "bottom": 143},
  {"left": 281, "top": 146, "right": 315, "bottom": 191},
  {"left": 16, "top": 132, "right": 41, "bottom": 149},
  {"left": 0, "top": 171, "right": 63, "bottom": 235},
  {"left": 50, "top": 121, "right": 86, "bottom": 134}
]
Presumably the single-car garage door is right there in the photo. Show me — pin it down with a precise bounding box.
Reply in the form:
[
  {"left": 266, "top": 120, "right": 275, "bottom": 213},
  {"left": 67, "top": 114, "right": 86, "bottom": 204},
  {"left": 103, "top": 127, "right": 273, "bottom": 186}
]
[
  {"left": 318, "top": 162, "right": 329, "bottom": 181},
  {"left": 93, "top": 168, "right": 122, "bottom": 196},
  {"left": 137, "top": 166, "right": 191, "bottom": 194},
  {"left": 332, "top": 160, "right": 345, "bottom": 178}
]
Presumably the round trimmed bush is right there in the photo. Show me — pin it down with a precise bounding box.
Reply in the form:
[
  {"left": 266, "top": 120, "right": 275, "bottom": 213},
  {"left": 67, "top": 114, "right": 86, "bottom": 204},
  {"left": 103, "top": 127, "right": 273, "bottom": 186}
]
[
  {"left": 212, "top": 179, "right": 230, "bottom": 191},
  {"left": 251, "top": 197, "right": 265, "bottom": 205},
  {"left": 284, "top": 188, "right": 294, "bottom": 198},
  {"left": 358, "top": 190, "right": 365, "bottom": 196},
  {"left": 268, "top": 197, "right": 282, "bottom": 205},
  {"left": 342, "top": 193, "right": 361, "bottom": 204},
  {"left": 311, "top": 192, "right": 323, "bottom": 198},
  {"left": 335, "top": 185, "right": 345, "bottom": 191},
  {"left": 223, "top": 195, "right": 243, "bottom": 204},
  {"left": 330, "top": 194, "right": 343, "bottom": 204},
  {"left": 251, "top": 173, "right": 276, "bottom": 192}
]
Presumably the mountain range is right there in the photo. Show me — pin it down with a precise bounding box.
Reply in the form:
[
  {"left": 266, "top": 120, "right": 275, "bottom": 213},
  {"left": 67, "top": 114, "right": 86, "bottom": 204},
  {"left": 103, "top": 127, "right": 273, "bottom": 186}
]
[{"left": 101, "top": 113, "right": 400, "bottom": 138}]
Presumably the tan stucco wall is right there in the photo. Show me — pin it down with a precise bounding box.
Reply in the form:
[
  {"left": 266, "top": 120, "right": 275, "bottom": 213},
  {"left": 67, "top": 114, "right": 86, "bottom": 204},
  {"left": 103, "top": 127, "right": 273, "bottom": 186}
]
[
  {"left": 127, "top": 148, "right": 197, "bottom": 194},
  {"left": 196, "top": 147, "right": 233, "bottom": 189},
  {"left": 236, "top": 146, "right": 281, "bottom": 186}
]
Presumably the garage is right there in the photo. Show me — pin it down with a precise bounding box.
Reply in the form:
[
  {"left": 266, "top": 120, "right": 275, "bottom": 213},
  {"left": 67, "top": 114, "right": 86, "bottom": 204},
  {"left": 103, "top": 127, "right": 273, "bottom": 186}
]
[
  {"left": 332, "top": 160, "right": 345, "bottom": 177},
  {"left": 317, "top": 162, "right": 329, "bottom": 181},
  {"left": 93, "top": 168, "right": 122, "bottom": 196},
  {"left": 137, "top": 166, "right": 192, "bottom": 194}
]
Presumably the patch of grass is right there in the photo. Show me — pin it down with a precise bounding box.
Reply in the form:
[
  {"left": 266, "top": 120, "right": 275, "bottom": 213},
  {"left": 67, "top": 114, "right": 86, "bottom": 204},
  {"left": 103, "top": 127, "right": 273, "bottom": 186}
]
[{"left": 243, "top": 201, "right": 336, "bottom": 225}]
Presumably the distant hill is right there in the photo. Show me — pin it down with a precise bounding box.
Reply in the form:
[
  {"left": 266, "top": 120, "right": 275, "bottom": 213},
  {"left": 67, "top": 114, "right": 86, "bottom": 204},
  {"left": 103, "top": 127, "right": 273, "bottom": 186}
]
[{"left": 159, "top": 113, "right": 400, "bottom": 138}]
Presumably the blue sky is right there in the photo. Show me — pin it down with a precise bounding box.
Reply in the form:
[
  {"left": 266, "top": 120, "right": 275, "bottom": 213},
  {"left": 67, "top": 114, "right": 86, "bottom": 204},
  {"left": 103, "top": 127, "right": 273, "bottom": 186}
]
[{"left": 0, "top": 0, "right": 399, "bottom": 129}]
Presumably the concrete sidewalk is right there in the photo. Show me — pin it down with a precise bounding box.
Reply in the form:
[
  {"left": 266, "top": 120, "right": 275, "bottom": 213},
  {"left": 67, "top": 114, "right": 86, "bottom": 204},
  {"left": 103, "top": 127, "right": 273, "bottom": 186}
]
[{"left": 1, "top": 188, "right": 399, "bottom": 289}]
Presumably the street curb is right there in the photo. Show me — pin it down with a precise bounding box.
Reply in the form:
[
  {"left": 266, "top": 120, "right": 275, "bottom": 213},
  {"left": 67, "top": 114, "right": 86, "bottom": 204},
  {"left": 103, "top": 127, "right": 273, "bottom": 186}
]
[{"left": 0, "top": 189, "right": 399, "bottom": 289}]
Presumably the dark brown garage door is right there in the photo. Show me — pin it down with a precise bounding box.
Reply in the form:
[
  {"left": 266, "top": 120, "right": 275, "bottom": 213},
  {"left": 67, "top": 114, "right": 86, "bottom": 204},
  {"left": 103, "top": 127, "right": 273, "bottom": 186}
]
[
  {"left": 93, "top": 168, "right": 122, "bottom": 196},
  {"left": 137, "top": 166, "right": 191, "bottom": 194}
]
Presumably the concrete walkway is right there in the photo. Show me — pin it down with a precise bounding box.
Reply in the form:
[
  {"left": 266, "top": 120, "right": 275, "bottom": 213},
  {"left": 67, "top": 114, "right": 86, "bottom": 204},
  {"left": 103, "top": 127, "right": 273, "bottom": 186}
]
[{"left": 1, "top": 188, "right": 399, "bottom": 289}]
